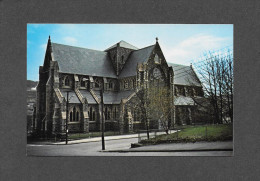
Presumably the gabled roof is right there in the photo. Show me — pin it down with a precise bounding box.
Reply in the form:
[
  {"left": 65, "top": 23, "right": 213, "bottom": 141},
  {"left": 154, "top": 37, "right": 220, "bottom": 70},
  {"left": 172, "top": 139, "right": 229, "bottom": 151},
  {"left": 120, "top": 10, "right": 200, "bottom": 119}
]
[
  {"left": 168, "top": 63, "right": 201, "bottom": 87},
  {"left": 52, "top": 43, "right": 117, "bottom": 78},
  {"left": 105, "top": 40, "right": 138, "bottom": 51},
  {"left": 119, "top": 45, "right": 155, "bottom": 78},
  {"left": 59, "top": 89, "right": 81, "bottom": 104},
  {"left": 93, "top": 90, "right": 135, "bottom": 104}
]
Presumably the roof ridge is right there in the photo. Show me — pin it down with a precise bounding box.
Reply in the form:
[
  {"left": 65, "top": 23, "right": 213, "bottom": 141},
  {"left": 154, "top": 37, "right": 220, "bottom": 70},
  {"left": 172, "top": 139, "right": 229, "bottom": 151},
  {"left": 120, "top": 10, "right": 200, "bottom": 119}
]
[
  {"left": 132, "top": 44, "right": 155, "bottom": 52},
  {"left": 168, "top": 62, "right": 190, "bottom": 67},
  {"left": 52, "top": 42, "right": 106, "bottom": 53},
  {"left": 105, "top": 40, "right": 138, "bottom": 51}
]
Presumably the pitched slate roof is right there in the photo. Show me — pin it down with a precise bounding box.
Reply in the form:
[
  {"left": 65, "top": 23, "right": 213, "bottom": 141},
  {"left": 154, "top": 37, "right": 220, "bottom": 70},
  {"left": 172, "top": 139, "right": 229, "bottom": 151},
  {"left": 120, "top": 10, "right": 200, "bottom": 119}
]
[
  {"left": 52, "top": 43, "right": 117, "bottom": 78},
  {"left": 59, "top": 89, "right": 81, "bottom": 104},
  {"left": 93, "top": 90, "right": 135, "bottom": 104},
  {"left": 168, "top": 63, "right": 201, "bottom": 86},
  {"left": 79, "top": 90, "right": 97, "bottom": 104},
  {"left": 174, "top": 96, "right": 195, "bottom": 106},
  {"left": 105, "top": 40, "right": 138, "bottom": 51},
  {"left": 119, "top": 45, "right": 155, "bottom": 78}
]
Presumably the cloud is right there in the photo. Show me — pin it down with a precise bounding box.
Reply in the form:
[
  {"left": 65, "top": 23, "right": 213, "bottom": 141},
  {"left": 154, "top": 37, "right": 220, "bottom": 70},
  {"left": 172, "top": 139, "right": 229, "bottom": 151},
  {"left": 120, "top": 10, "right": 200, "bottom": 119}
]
[
  {"left": 63, "top": 36, "right": 78, "bottom": 45},
  {"left": 162, "top": 34, "right": 231, "bottom": 65}
]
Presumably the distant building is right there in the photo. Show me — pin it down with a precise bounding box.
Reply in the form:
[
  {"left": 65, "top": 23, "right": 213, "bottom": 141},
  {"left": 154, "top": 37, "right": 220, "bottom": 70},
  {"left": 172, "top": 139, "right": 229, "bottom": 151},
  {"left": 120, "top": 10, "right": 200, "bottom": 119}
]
[{"left": 34, "top": 36, "right": 203, "bottom": 136}]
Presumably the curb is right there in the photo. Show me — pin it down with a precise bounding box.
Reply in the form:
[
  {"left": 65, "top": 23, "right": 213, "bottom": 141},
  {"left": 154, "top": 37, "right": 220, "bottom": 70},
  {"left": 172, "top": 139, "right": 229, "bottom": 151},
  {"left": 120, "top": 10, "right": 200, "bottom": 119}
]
[{"left": 101, "top": 148, "right": 233, "bottom": 153}]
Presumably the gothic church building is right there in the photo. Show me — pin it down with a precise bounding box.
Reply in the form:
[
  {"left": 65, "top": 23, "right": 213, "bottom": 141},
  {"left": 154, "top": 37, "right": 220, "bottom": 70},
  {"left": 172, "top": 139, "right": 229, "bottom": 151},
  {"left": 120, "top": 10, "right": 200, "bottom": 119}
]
[{"left": 34, "top": 36, "right": 203, "bottom": 136}]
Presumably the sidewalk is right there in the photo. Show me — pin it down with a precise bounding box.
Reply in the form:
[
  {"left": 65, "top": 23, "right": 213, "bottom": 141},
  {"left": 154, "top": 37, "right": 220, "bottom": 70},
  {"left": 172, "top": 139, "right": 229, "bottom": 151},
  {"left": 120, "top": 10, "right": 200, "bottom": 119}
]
[
  {"left": 52, "top": 130, "right": 173, "bottom": 145},
  {"left": 103, "top": 141, "right": 233, "bottom": 153}
]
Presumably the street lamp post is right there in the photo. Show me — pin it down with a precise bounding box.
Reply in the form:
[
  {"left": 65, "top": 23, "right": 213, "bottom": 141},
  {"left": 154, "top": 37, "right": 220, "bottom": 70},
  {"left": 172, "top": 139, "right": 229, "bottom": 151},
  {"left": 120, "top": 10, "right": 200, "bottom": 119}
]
[
  {"left": 66, "top": 91, "right": 69, "bottom": 145},
  {"left": 100, "top": 82, "right": 105, "bottom": 150},
  {"left": 83, "top": 77, "right": 105, "bottom": 150},
  {"left": 65, "top": 91, "right": 74, "bottom": 145}
]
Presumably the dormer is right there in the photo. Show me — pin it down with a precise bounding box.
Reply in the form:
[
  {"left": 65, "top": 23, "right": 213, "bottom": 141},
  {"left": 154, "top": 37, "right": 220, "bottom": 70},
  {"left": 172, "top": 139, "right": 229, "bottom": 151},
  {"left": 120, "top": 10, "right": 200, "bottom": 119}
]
[{"left": 105, "top": 40, "right": 138, "bottom": 76}]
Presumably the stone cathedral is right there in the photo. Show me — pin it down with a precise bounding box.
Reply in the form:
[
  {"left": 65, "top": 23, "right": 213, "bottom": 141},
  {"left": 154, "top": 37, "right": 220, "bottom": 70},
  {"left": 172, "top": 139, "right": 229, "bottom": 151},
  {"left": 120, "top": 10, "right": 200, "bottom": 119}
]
[{"left": 34, "top": 36, "right": 203, "bottom": 137}]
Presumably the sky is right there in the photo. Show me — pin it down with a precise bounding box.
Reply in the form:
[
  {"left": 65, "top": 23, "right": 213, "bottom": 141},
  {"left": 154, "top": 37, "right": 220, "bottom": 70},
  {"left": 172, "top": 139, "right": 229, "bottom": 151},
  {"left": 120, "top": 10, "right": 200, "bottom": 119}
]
[{"left": 27, "top": 24, "right": 233, "bottom": 81}]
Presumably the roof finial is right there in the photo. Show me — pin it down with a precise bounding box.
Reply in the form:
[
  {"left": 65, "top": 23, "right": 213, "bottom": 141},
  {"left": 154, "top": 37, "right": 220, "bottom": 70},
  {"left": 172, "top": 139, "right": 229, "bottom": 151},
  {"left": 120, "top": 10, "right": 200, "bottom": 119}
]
[
  {"left": 48, "top": 35, "right": 51, "bottom": 43},
  {"left": 156, "top": 37, "right": 158, "bottom": 43}
]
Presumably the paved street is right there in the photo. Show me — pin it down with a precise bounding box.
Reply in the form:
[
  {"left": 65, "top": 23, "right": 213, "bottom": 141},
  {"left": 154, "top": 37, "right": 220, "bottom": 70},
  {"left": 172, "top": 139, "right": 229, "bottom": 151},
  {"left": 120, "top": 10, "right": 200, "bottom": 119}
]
[{"left": 27, "top": 135, "right": 233, "bottom": 156}]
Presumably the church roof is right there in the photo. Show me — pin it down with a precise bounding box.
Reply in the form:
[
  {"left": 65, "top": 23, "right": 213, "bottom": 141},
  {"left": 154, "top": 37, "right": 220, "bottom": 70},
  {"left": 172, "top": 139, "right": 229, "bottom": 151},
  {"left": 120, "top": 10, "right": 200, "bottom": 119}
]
[
  {"left": 174, "top": 96, "right": 195, "bottom": 106},
  {"left": 52, "top": 43, "right": 117, "bottom": 78},
  {"left": 93, "top": 90, "right": 135, "bottom": 104},
  {"left": 80, "top": 90, "right": 97, "bottom": 104},
  {"left": 119, "top": 45, "right": 155, "bottom": 78},
  {"left": 59, "top": 89, "right": 81, "bottom": 104},
  {"left": 105, "top": 40, "right": 138, "bottom": 51},
  {"left": 168, "top": 63, "right": 201, "bottom": 87}
]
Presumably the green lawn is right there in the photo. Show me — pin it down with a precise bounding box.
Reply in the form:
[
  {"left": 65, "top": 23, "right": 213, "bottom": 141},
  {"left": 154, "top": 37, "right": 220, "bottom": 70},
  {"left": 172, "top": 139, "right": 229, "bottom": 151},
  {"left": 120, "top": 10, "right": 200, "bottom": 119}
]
[
  {"left": 141, "top": 124, "right": 233, "bottom": 144},
  {"left": 68, "top": 131, "right": 120, "bottom": 140}
]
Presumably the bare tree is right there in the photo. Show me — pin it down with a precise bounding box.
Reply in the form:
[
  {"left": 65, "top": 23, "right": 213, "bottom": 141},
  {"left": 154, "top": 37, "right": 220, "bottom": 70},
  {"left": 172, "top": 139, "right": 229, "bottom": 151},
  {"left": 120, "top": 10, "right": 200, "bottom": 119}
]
[
  {"left": 192, "top": 51, "right": 233, "bottom": 124},
  {"left": 148, "top": 86, "right": 173, "bottom": 134},
  {"left": 135, "top": 88, "right": 150, "bottom": 139}
]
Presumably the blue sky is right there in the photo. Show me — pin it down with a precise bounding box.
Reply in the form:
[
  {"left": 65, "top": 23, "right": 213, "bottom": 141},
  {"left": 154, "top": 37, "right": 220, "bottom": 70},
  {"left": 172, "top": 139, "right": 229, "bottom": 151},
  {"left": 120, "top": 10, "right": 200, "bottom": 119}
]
[{"left": 27, "top": 24, "right": 233, "bottom": 81}]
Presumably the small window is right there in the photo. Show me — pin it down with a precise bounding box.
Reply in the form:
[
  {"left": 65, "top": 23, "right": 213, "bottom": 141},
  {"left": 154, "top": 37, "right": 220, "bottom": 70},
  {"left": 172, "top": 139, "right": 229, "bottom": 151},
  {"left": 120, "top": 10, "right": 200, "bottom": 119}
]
[
  {"left": 65, "top": 76, "right": 70, "bottom": 86},
  {"left": 124, "top": 81, "right": 128, "bottom": 89},
  {"left": 95, "top": 79, "right": 100, "bottom": 88},
  {"left": 121, "top": 55, "right": 124, "bottom": 63},
  {"left": 109, "top": 81, "right": 113, "bottom": 89},
  {"left": 81, "top": 79, "right": 86, "bottom": 87}
]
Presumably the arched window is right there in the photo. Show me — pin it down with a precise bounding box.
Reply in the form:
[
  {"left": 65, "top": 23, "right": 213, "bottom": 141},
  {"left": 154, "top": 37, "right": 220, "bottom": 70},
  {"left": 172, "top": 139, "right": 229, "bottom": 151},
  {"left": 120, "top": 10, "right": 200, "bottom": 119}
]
[
  {"left": 70, "top": 112, "right": 72, "bottom": 122},
  {"left": 89, "top": 107, "right": 92, "bottom": 121},
  {"left": 73, "top": 107, "right": 76, "bottom": 121},
  {"left": 154, "top": 54, "right": 160, "bottom": 63},
  {"left": 95, "top": 79, "right": 100, "bottom": 88},
  {"left": 108, "top": 110, "right": 110, "bottom": 120},
  {"left": 76, "top": 111, "right": 79, "bottom": 121},
  {"left": 80, "top": 78, "right": 86, "bottom": 87},
  {"left": 114, "top": 107, "right": 117, "bottom": 119},
  {"left": 92, "top": 111, "right": 95, "bottom": 121},
  {"left": 105, "top": 107, "right": 108, "bottom": 120},
  {"left": 109, "top": 81, "right": 113, "bottom": 89},
  {"left": 65, "top": 76, "right": 70, "bottom": 86}
]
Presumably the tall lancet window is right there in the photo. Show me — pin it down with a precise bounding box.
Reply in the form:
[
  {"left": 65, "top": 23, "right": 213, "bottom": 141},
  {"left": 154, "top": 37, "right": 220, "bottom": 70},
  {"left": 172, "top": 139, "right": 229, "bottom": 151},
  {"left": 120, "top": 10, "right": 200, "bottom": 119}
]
[{"left": 154, "top": 54, "right": 160, "bottom": 64}]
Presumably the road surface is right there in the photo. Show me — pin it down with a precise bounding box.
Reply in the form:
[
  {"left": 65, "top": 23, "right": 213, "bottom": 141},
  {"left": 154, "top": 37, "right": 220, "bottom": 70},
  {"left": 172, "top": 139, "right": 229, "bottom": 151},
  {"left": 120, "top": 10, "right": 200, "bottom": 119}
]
[{"left": 27, "top": 137, "right": 233, "bottom": 156}]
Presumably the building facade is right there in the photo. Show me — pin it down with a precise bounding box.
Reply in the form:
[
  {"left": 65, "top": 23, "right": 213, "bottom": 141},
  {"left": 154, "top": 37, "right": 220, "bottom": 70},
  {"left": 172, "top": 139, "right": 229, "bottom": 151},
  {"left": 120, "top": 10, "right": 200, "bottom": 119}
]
[{"left": 34, "top": 36, "right": 203, "bottom": 136}]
